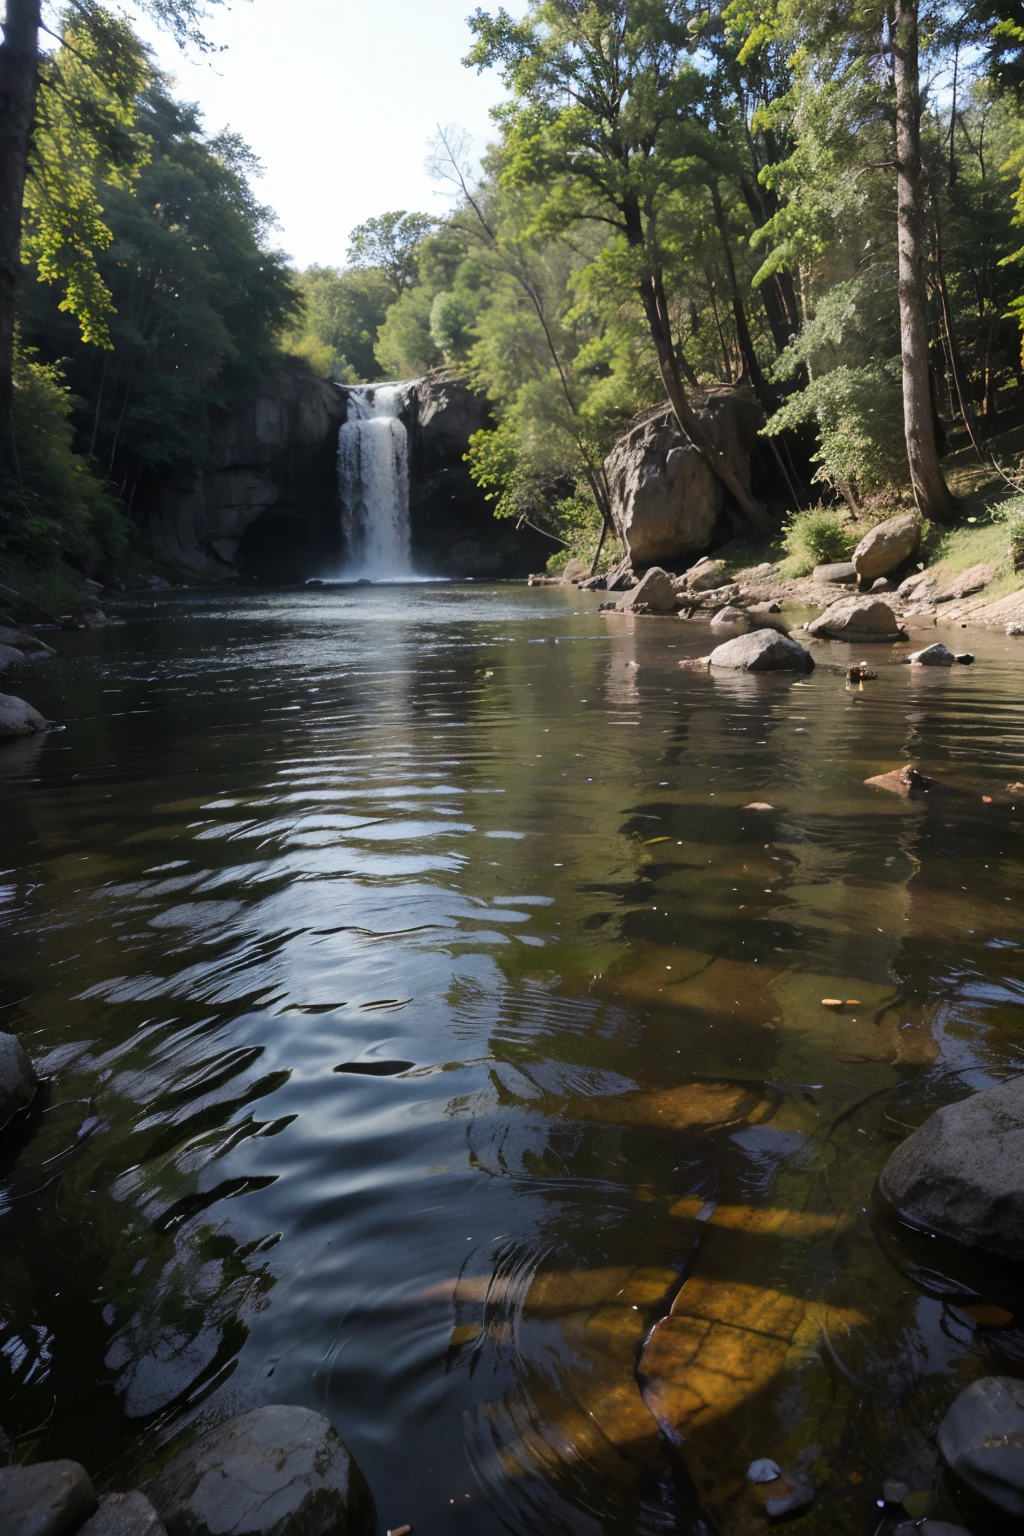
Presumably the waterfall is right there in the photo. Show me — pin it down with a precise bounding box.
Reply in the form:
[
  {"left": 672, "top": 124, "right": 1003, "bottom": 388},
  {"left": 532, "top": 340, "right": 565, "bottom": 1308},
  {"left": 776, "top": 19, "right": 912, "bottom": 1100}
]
[{"left": 337, "top": 384, "right": 413, "bottom": 579}]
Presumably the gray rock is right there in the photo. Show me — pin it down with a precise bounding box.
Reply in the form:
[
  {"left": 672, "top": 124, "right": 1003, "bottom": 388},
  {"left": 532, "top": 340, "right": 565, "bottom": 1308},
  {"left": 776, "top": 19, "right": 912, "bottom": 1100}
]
[
  {"left": 746, "top": 1459, "right": 781, "bottom": 1483},
  {"left": 604, "top": 389, "right": 763, "bottom": 566},
  {"left": 853, "top": 511, "right": 921, "bottom": 583},
  {"left": 937, "top": 1375, "right": 1024, "bottom": 1518},
  {"left": 908, "top": 643, "right": 956, "bottom": 666},
  {"left": 0, "top": 1461, "right": 97, "bottom": 1536},
  {"left": 0, "top": 629, "right": 56, "bottom": 658},
  {"left": 79, "top": 1494, "right": 166, "bottom": 1536},
  {"left": 0, "top": 694, "right": 48, "bottom": 739},
  {"left": 145, "top": 1405, "right": 374, "bottom": 1536},
  {"left": 0, "top": 644, "right": 27, "bottom": 672},
  {"left": 871, "top": 576, "right": 892, "bottom": 591},
  {"left": 709, "top": 605, "right": 751, "bottom": 634},
  {"left": 0, "top": 1032, "right": 37, "bottom": 1128},
  {"left": 616, "top": 567, "right": 679, "bottom": 614},
  {"left": 898, "top": 569, "right": 936, "bottom": 600},
  {"left": 806, "top": 595, "right": 905, "bottom": 640},
  {"left": 560, "top": 558, "right": 589, "bottom": 584},
  {"left": 764, "top": 1477, "right": 814, "bottom": 1518},
  {"left": 882, "top": 1479, "right": 911, "bottom": 1504},
  {"left": 680, "top": 558, "right": 729, "bottom": 592},
  {"left": 878, "top": 1075, "right": 1024, "bottom": 1261},
  {"left": 955, "top": 653, "right": 975, "bottom": 666},
  {"left": 813, "top": 561, "right": 857, "bottom": 585},
  {"left": 709, "top": 629, "right": 815, "bottom": 673}
]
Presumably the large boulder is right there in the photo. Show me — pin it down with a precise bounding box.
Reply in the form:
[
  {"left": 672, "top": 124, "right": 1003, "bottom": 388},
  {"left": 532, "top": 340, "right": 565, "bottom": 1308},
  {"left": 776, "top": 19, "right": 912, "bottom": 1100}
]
[
  {"left": 853, "top": 512, "right": 921, "bottom": 584},
  {"left": 616, "top": 567, "right": 679, "bottom": 613},
  {"left": 0, "top": 1461, "right": 97, "bottom": 1536},
  {"left": 604, "top": 389, "right": 763, "bottom": 566},
  {"left": 0, "top": 694, "right": 48, "bottom": 738},
  {"left": 0, "top": 627, "right": 55, "bottom": 657},
  {"left": 678, "top": 558, "right": 729, "bottom": 593},
  {"left": 145, "top": 1406, "right": 374, "bottom": 1536},
  {"left": 709, "top": 629, "right": 814, "bottom": 673},
  {"left": 937, "top": 1376, "right": 1024, "bottom": 1518},
  {"left": 806, "top": 596, "right": 905, "bottom": 640},
  {"left": 0, "top": 1032, "right": 37, "bottom": 1128},
  {"left": 878, "top": 1076, "right": 1024, "bottom": 1261}
]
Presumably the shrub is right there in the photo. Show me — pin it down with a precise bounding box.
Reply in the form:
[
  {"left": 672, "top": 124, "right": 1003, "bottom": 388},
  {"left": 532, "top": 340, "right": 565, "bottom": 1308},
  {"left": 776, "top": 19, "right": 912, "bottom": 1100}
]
[
  {"left": 781, "top": 507, "right": 856, "bottom": 574},
  {"left": 1008, "top": 510, "right": 1024, "bottom": 572}
]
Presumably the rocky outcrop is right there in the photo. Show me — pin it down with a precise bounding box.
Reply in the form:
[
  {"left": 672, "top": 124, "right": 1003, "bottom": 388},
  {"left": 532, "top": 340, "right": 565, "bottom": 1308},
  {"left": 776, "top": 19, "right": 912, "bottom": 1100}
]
[
  {"left": 604, "top": 388, "right": 764, "bottom": 567},
  {"left": 852, "top": 512, "right": 921, "bottom": 585},
  {"left": 402, "top": 372, "right": 550, "bottom": 579},
  {"left": 877, "top": 1076, "right": 1024, "bottom": 1262},
  {"left": 0, "top": 694, "right": 48, "bottom": 739},
  {"left": 79, "top": 1494, "right": 166, "bottom": 1536},
  {"left": 146, "top": 1406, "right": 373, "bottom": 1536},
  {"left": 937, "top": 1376, "right": 1024, "bottom": 1518},
  {"left": 710, "top": 629, "right": 814, "bottom": 673},
  {"left": 148, "top": 361, "right": 347, "bottom": 582},
  {"left": 0, "top": 1460, "right": 97, "bottom": 1536},
  {"left": 806, "top": 596, "right": 906, "bottom": 640}
]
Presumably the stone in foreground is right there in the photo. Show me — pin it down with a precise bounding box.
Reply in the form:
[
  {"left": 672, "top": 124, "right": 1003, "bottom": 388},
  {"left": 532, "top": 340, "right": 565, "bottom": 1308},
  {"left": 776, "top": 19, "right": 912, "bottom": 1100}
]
[
  {"left": 937, "top": 1375, "right": 1024, "bottom": 1518},
  {"left": 806, "top": 596, "right": 905, "bottom": 641},
  {"left": 615, "top": 566, "right": 678, "bottom": 614},
  {"left": 79, "top": 1494, "right": 166, "bottom": 1536},
  {"left": 709, "top": 629, "right": 814, "bottom": 673},
  {"left": 908, "top": 643, "right": 956, "bottom": 666},
  {"left": 852, "top": 511, "right": 921, "bottom": 583},
  {"left": 0, "top": 1032, "right": 37, "bottom": 1129},
  {"left": 878, "top": 1075, "right": 1024, "bottom": 1262},
  {"left": 145, "top": 1405, "right": 374, "bottom": 1536},
  {"left": 0, "top": 1461, "right": 97, "bottom": 1536},
  {"left": 0, "top": 694, "right": 48, "bottom": 739}
]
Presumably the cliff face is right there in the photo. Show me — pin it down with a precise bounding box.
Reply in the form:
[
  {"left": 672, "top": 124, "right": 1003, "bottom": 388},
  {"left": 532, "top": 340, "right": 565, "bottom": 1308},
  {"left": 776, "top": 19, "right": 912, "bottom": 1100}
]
[
  {"left": 604, "top": 388, "right": 764, "bottom": 568},
  {"left": 146, "top": 364, "right": 550, "bottom": 583},
  {"left": 401, "top": 372, "right": 551, "bottom": 579},
  {"left": 148, "top": 361, "right": 348, "bottom": 581}
]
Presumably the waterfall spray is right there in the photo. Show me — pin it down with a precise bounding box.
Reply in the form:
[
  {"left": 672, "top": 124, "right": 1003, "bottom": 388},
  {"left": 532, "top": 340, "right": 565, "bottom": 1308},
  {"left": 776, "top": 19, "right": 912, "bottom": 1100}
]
[{"left": 337, "top": 384, "right": 413, "bottom": 579}]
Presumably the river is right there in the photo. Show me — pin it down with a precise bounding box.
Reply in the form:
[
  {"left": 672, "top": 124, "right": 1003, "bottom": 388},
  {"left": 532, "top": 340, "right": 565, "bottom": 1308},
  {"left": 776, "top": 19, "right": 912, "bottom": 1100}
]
[{"left": 2, "top": 584, "right": 1023, "bottom": 1534}]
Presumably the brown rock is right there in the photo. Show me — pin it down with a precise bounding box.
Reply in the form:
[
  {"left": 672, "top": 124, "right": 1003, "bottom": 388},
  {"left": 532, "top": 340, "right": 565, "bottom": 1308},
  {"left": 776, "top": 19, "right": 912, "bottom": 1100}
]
[{"left": 853, "top": 512, "right": 921, "bottom": 584}]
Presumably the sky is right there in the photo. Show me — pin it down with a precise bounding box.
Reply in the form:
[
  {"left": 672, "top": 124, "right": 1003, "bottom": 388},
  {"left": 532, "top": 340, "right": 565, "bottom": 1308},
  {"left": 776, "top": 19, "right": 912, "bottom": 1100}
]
[{"left": 133, "top": 0, "right": 524, "bottom": 270}]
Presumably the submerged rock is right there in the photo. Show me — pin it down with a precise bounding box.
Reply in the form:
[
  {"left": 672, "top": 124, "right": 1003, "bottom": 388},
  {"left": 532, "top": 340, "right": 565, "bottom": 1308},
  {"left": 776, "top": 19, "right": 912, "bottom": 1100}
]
[
  {"left": 806, "top": 595, "right": 905, "bottom": 641},
  {"left": 864, "top": 765, "right": 944, "bottom": 797},
  {"left": 937, "top": 1375, "right": 1024, "bottom": 1518},
  {"left": 0, "top": 627, "right": 56, "bottom": 657},
  {"left": 853, "top": 511, "right": 921, "bottom": 584},
  {"left": 0, "top": 694, "right": 48, "bottom": 739},
  {"left": 0, "top": 1032, "right": 37, "bottom": 1128},
  {"left": 709, "top": 629, "right": 814, "bottom": 673},
  {"left": 615, "top": 566, "right": 679, "bottom": 614},
  {"left": 145, "top": 1405, "right": 374, "bottom": 1536},
  {"left": 878, "top": 1075, "right": 1024, "bottom": 1262},
  {"left": 79, "top": 1493, "right": 167, "bottom": 1536},
  {"left": 0, "top": 1460, "right": 97, "bottom": 1536}
]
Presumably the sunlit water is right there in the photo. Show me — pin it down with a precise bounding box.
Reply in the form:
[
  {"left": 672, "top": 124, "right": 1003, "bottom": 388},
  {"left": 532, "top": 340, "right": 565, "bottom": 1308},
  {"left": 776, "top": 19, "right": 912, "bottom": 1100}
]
[{"left": 2, "top": 585, "right": 1024, "bottom": 1534}]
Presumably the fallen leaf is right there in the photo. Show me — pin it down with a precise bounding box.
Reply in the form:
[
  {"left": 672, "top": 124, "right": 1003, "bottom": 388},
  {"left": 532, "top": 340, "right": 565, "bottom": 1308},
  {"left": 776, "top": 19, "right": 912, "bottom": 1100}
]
[
  {"left": 743, "top": 802, "right": 774, "bottom": 811},
  {"left": 821, "top": 998, "right": 843, "bottom": 1008}
]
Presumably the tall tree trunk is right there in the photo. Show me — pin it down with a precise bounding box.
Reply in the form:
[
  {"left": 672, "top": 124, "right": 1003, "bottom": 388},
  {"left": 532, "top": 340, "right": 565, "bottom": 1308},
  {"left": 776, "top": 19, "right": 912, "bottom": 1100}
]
[
  {"left": 0, "top": 0, "right": 41, "bottom": 476},
  {"left": 638, "top": 273, "right": 773, "bottom": 532},
  {"left": 710, "top": 182, "right": 773, "bottom": 407},
  {"left": 893, "top": 0, "right": 957, "bottom": 522}
]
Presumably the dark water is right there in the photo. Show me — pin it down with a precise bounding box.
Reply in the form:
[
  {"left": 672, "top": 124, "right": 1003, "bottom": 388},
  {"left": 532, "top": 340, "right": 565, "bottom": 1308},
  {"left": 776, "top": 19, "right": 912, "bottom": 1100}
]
[{"left": 2, "top": 585, "right": 1024, "bottom": 1534}]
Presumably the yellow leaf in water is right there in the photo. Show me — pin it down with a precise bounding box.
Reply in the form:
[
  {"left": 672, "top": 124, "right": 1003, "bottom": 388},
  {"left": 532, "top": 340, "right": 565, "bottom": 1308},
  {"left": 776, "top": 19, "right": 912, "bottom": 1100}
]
[{"left": 643, "top": 836, "right": 671, "bottom": 845}]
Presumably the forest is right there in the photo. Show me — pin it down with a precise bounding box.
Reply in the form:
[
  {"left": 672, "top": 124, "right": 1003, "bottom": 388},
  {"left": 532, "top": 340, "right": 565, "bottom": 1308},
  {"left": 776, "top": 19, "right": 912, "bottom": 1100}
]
[{"left": 4, "top": 0, "right": 1024, "bottom": 599}]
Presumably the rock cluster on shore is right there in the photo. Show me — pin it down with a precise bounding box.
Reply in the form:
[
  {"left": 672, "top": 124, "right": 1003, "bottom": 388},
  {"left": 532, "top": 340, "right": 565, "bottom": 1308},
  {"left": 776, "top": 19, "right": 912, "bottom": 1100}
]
[{"left": 0, "top": 1407, "right": 374, "bottom": 1536}]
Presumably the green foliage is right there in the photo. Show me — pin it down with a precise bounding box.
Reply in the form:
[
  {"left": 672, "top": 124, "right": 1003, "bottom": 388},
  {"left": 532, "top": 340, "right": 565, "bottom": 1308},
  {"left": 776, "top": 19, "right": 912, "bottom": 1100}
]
[
  {"left": 25, "top": 8, "right": 152, "bottom": 347},
  {"left": 347, "top": 210, "right": 436, "bottom": 299},
  {"left": 1006, "top": 502, "right": 1024, "bottom": 570},
  {"left": 22, "top": 83, "right": 300, "bottom": 479},
  {"left": 374, "top": 286, "right": 441, "bottom": 377},
  {"left": 283, "top": 265, "right": 393, "bottom": 382},
  {"left": 1, "top": 352, "right": 127, "bottom": 604},
  {"left": 766, "top": 361, "right": 907, "bottom": 492},
  {"left": 781, "top": 505, "right": 855, "bottom": 573}
]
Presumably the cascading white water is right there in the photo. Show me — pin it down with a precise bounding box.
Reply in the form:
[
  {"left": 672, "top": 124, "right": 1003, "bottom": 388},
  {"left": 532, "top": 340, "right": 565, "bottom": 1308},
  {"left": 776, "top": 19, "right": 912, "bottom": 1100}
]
[{"left": 337, "top": 384, "right": 413, "bottom": 579}]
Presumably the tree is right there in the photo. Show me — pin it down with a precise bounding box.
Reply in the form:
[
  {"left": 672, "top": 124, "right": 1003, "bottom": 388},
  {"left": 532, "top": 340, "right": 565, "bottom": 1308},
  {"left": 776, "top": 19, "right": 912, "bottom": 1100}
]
[
  {"left": 284, "top": 264, "right": 393, "bottom": 381},
  {"left": 0, "top": 0, "right": 223, "bottom": 473},
  {"left": 466, "top": 1, "right": 774, "bottom": 532},
  {"left": 894, "top": 0, "right": 957, "bottom": 518},
  {"left": 346, "top": 210, "right": 437, "bottom": 300}
]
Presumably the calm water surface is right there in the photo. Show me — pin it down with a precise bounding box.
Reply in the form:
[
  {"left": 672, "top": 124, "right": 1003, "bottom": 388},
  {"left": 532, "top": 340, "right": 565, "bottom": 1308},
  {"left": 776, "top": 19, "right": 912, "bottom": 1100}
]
[{"left": 2, "top": 585, "right": 1024, "bottom": 1535}]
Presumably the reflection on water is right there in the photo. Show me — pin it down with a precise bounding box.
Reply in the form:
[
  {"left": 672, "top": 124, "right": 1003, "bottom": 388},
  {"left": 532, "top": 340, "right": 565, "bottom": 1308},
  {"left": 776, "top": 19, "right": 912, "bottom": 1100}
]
[{"left": 1, "top": 585, "right": 1024, "bottom": 1532}]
